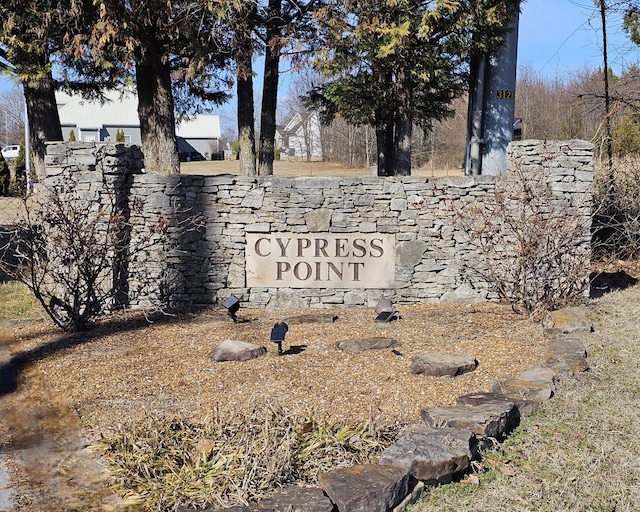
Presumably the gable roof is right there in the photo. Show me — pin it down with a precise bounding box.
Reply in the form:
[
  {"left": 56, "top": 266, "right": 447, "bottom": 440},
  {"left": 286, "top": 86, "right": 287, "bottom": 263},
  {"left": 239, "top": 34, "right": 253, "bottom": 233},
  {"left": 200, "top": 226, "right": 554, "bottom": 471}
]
[
  {"left": 56, "top": 89, "right": 221, "bottom": 138},
  {"left": 57, "top": 90, "right": 139, "bottom": 129},
  {"left": 176, "top": 115, "right": 221, "bottom": 139}
]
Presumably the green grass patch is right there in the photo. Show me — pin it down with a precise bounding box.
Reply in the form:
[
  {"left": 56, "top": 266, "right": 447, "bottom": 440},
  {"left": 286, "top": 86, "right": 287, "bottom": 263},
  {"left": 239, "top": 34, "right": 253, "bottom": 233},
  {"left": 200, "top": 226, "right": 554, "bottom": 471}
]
[{"left": 0, "top": 280, "right": 41, "bottom": 321}]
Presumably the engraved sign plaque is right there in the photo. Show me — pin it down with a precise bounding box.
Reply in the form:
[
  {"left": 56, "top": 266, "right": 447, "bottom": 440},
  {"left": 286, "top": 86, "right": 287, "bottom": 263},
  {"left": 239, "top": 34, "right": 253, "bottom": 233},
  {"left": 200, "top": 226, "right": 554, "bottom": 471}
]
[{"left": 246, "top": 233, "right": 396, "bottom": 289}]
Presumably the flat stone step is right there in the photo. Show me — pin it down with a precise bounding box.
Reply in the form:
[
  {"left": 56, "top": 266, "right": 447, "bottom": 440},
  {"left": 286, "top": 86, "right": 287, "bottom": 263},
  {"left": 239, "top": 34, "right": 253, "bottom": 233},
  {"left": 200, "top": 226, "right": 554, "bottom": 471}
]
[
  {"left": 379, "top": 426, "right": 477, "bottom": 485},
  {"left": 546, "top": 335, "right": 589, "bottom": 373},
  {"left": 285, "top": 314, "right": 338, "bottom": 324},
  {"left": 456, "top": 392, "right": 541, "bottom": 418},
  {"left": 257, "top": 485, "right": 334, "bottom": 511},
  {"left": 410, "top": 353, "right": 478, "bottom": 377},
  {"left": 336, "top": 337, "right": 401, "bottom": 353},
  {"left": 318, "top": 464, "right": 409, "bottom": 512},
  {"left": 420, "top": 402, "right": 519, "bottom": 440},
  {"left": 518, "top": 365, "right": 558, "bottom": 385},
  {"left": 542, "top": 306, "right": 593, "bottom": 335},
  {"left": 492, "top": 378, "right": 554, "bottom": 402}
]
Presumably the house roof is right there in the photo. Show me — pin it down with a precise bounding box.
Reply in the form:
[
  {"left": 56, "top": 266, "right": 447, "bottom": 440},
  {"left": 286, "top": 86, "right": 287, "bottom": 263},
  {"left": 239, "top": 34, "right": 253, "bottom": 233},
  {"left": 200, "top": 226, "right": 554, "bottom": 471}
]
[
  {"left": 176, "top": 115, "right": 221, "bottom": 139},
  {"left": 283, "top": 112, "right": 305, "bottom": 133},
  {"left": 57, "top": 90, "right": 139, "bottom": 129},
  {"left": 56, "top": 89, "right": 221, "bottom": 138}
]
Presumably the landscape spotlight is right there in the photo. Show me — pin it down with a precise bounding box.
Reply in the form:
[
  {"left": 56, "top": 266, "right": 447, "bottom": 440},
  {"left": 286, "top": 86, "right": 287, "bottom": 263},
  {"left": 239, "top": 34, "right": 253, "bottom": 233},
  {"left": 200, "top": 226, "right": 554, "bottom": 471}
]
[
  {"left": 222, "top": 295, "right": 240, "bottom": 322},
  {"left": 374, "top": 299, "right": 398, "bottom": 323},
  {"left": 270, "top": 321, "right": 289, "bottom": 355}
]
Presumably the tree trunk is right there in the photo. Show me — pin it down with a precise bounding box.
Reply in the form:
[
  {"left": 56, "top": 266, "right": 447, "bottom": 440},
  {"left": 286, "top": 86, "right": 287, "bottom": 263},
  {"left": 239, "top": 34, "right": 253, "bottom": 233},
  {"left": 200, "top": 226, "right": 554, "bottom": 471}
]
[
  {"left": 375, "top": 110, "right": 395, "bottom": 176},
  {"left": 135, "top": 41, "right": 179, "bottom": 175},
  {"left": 23, "top": 65, "right": 63, "bottom": 182},
  {"left": 258, "top": 0, "right": 283, "bottom": 176},
  {"left": 237, "top": 43, "right": 256, "bottom": 176},
  {"left": 394, "top": 67, "right": 413, "bottom": 176}
]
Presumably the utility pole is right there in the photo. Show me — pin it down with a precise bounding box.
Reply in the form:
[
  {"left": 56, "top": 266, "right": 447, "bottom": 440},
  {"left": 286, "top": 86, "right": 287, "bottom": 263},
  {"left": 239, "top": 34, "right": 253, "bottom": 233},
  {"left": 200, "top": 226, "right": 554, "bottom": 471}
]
[
  {"left": 25, "top": 102, "right": 31, "bottom": 193},
  {"left": 599, "top": 0, "right": 613, "bottom": 171},
  {"left": 465, "top": 1, "right": 521, "bottom": 175}
]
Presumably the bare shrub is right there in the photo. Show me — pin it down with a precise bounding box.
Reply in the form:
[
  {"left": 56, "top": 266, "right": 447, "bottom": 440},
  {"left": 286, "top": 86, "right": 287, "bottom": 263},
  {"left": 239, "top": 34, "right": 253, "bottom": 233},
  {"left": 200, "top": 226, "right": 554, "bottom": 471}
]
[
  {"left": 0, "top": 174, "right": 201, "bottom": 331},
  {"left": 592, "top": 157, "right": 640, "bottom": 259},
  {"left": 456, "top": 165, "right": 591, "bottom": 315}
]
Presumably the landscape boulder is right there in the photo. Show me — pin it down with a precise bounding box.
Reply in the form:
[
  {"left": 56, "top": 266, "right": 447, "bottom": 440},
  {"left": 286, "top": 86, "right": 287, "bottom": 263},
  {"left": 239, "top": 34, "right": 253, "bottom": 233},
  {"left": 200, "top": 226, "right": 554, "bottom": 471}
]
[{"left": 209, "top": 340, "right": 267, "bottom": 362}]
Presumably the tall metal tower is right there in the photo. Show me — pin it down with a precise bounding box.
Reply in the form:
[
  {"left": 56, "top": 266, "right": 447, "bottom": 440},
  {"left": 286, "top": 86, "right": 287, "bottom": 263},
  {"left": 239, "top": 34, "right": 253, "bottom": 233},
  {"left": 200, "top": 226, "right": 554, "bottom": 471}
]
[{"left": 465, "top": 2, "right": 521, "bottom": 176}]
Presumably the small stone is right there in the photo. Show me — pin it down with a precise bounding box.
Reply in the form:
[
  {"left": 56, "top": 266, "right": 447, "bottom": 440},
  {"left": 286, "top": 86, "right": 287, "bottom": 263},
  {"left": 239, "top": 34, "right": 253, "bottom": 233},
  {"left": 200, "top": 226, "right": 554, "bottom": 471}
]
[{"left": 336, "top": 337, "right": 401, "bottom": 353}]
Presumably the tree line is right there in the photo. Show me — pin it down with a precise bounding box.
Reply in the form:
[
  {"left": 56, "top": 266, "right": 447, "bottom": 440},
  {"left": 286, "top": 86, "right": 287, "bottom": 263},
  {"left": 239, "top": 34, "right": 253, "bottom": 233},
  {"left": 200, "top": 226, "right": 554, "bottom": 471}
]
[
  {"left": 0, "top": 0, "right": 522, "bottom": 180},
  {"left": 4, "top": 0, "right": 640, "bottom": 180}
]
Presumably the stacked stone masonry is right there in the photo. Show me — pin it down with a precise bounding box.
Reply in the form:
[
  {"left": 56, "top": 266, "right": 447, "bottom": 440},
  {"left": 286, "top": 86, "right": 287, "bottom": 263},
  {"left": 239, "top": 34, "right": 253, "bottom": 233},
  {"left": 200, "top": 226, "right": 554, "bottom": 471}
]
[{"left": 43, "top": 139, "right": 594, "bottom": 311}]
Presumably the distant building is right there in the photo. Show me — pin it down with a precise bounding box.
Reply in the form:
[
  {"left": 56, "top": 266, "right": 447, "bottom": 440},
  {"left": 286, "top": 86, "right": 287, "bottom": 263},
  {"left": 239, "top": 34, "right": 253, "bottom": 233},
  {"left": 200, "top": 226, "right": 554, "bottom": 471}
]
[
  {"left": 56, "top": 90, "right": 221, "bottom": 160},
  {"left": 277, "top": 112, "right": 323, "bottom": 161}
]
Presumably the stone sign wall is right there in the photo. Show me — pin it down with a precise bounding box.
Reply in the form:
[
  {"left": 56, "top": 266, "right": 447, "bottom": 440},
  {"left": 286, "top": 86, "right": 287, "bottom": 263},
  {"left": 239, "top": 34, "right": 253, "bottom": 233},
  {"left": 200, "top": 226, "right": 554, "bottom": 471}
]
[{"left": 43, "top": 139, "right": 594, "bottom": 310}]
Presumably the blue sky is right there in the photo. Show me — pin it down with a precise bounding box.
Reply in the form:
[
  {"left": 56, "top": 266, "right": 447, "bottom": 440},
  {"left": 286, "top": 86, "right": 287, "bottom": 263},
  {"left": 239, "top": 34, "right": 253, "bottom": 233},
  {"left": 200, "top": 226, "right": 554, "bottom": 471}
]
[
  {"left": 517, "top": 0, "right": 636, "bottom": 77},
  {"left": 0, "top": 1, "right": 637, "bottom": 96}
]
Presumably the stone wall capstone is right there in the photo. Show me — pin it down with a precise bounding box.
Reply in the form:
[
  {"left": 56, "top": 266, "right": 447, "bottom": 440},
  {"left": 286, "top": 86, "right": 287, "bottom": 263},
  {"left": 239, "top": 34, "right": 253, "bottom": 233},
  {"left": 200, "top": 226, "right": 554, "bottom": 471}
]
[{"left": 43, "top": 139, "right": 594, "bottom": 311}]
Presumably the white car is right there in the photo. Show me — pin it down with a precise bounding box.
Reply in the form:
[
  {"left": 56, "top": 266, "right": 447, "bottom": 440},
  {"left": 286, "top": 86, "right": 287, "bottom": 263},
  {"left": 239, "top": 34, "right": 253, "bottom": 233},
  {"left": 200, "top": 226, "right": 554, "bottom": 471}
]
[{"left": 1, "top": 145, "right": 19, "bottom": 161}]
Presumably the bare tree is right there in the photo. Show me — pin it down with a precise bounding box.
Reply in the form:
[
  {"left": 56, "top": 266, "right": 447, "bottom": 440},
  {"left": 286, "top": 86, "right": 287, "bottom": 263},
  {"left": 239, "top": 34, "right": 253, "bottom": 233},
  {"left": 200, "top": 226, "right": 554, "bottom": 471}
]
[{"left": 0, "top": 89, "right": 26, "bottom": 147}]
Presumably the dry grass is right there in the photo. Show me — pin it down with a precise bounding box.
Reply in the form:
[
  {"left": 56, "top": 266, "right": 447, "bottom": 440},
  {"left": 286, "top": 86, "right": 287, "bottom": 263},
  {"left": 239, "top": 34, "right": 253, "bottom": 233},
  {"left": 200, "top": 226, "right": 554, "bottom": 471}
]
[
  {"left": 100, "top": 407, "right": 399, "bottom": 510},
  {"left": 179, "top": 159, "right": 462, "bottom": 178},
  {"left": 409, "top": 279, "right": 640, "bottom": 511}
]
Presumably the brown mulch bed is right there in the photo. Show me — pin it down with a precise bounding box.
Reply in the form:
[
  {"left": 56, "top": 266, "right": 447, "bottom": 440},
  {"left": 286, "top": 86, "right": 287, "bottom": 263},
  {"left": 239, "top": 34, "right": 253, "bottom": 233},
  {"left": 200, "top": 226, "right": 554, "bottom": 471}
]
[
  {"left": 8, "top": 302, "right": 548, "bottom": 434},
  {"left": 0, "top": 301, "right": 552, "bottom": 510}
]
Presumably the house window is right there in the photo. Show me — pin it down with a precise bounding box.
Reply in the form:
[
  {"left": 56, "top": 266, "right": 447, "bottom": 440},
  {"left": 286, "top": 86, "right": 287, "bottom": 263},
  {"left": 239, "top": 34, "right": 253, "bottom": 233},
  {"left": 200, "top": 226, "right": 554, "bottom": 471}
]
[
  {"left": 83, "top": 135, "right": 96, "bottom": 142},
  {"left": 124, "top": 135, "right": 132, "bottom": 143}
]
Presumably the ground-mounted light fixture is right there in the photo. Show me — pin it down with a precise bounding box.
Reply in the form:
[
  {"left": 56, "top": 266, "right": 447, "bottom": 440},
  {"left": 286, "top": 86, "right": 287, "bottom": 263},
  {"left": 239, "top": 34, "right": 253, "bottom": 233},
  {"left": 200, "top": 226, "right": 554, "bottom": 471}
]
[
  {"left": 222, "top": 295, "right": 240, "bottom": 322},
  {"left": 374, "top": 299, "right": 399, "bottom": 323},
  {"left": 270, "top": 321, "right": 289, "bottom": 355}
]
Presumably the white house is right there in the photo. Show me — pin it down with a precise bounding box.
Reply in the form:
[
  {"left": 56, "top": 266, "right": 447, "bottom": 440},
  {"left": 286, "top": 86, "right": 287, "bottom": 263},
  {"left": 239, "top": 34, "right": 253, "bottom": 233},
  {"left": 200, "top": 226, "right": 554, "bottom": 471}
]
[
  {"left": 278, "top": 111, "right": 323, "bottom": 161},
  {"left": 56, "top": 90, "right": 222, "bottom": 160}
]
